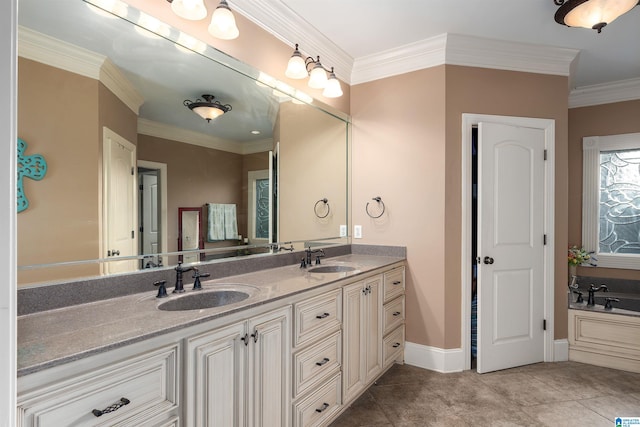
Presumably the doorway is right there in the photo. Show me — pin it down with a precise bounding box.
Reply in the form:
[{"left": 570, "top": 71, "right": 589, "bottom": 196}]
[
  {"left": 138, "top": 160, "right": 168, "bottom": 269},
  {"left": 462, "top": 114, "right": 556, "bottom": 373}
]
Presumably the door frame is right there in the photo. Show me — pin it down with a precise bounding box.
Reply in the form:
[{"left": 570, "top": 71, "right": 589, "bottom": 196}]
[
  {"left": 137, "top": 160, "right": 168, "bottom": 267},
  {"left": 461, "top": 113, "right": 556, "bottom": 371}
]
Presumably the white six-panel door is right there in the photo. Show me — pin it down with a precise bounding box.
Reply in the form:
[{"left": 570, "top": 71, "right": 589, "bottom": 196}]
[{"left": 477, "top": 122, "right": 546, "bottom": 373}]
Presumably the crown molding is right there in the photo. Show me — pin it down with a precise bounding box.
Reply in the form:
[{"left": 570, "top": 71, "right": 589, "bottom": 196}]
[
  {"left": 229, "top": 0, "right": 353, "bottom": 83},
  {"left": 138, "top": 118, "right": 272, "bottom": 155},
  {"left": 569, "top": 77, "right": 640, "bottom": 108},
  {"left": 17, "top": 26, "right": 143, "bottom": 114}
]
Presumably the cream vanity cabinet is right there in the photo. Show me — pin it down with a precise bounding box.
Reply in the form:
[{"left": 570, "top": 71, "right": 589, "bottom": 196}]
[
  {"left": 185, "top": 306, "right": 292, "bottom": 427},
  {"left": 342, "top": 275, "right": 384, "bottom": 404},
  {"left": 381, "top": 267, "right": 405, "bottom": 368},
  {"left": 17, "top": 342, "right": 181, "bottom": 427},
  {"left": 291, "top": 288, "right": 343, "bottom": 427}
]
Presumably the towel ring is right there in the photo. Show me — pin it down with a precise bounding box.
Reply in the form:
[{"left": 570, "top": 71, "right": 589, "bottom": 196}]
[
  {"left": 314, "top": 198, "right": 330, "bottom": 218},
  {"left": 366, "top": 196, "right": 385, "bottom": 218}
]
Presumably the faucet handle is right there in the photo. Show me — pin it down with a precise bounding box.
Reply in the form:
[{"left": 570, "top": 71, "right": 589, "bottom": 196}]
[
  {"left": 300, "top": 257, "right": 307, "bottom": 268},
  {"left": 604, "top": 297, "right": 620, "bottom": 310},
  {"left": 154, "top": 280, "right": 168, "bottom": 298},
  {"left": 573, "top": 290, "right": 584, "bottom": 304}
]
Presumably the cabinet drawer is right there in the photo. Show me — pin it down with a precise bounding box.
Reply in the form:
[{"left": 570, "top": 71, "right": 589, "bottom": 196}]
[
  {"left": 293, "top": 373, "right": 342, "bottom": 427},
  {"left": 383, "top": 267, "right": 405, "bottom": 303},
  {"left": 383, "top": 296, "right": 405, "bottom": 336},
  {"left": 294, "top": 288, "right": 342, "bottom": 348},
  {"left": 293, "top": 330, "right": 341, "bottom": 398},
  {"left": 18, "top": 344, "right": 179, "bottom": 427},
  {"left": 383, "top": 326, "right": 405, "bottom": 368}
]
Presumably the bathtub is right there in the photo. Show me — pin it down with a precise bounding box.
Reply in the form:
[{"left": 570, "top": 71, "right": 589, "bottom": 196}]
[{"left": 568, "top": 281, "right": 640, "bottom": 373}]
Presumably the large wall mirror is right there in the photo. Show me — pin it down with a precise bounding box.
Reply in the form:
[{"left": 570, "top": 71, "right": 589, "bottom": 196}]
[{"left": 17, "top": 0, "right": 349, "bottom": 286}]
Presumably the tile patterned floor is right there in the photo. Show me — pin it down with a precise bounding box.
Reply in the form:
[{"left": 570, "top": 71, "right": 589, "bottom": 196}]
[{"left": 330, "top": 362, "right": 640, "bottom": 426}]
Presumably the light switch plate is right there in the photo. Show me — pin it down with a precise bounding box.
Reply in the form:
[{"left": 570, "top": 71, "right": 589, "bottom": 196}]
[
  {"left": 339, "top": 225, "right": 347, "bottom": 237},
  {"left": 354, "top": 225, "right": 362, "bottom": 239}
]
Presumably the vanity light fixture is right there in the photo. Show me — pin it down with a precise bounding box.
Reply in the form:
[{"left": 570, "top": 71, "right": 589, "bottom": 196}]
[
  {"left": 184, "top": 94, "right": 232, "bottom": 122},
  {"left": 285, "top": 44, "right": 343, "bottom": 98},
  {"left": 554, "top": 0, "right": 639, "bottom": 33},
  {"left": 168, "top": 0, "right": 207, "bottom": 21},
  {"left": 167, "top": 0, "right": 239, "bottom": 40},
  {"left": 208, "top": 0, "right": 240, "bottom": 40}
]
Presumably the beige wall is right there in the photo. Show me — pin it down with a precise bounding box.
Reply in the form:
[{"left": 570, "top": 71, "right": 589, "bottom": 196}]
[
  {"left": 568, "top": 99, "right": 640, "bottom": 282},
  {"left": 352, "top": 65, "right": 570, "bottom": 348},
  {"left": 137, "top": 134, "right": 269, "bottom": 255},
  {"left": 352, "top": 66, "right": 447, "bottom": 347},
  {"left": 17, "top": 59, "right": 100, "bottom": 284},
  {"left": 278, "top": 101, "right": 349, "bottom": 243}
]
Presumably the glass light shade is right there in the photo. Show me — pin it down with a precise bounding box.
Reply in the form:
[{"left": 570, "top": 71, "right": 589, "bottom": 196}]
[
  {"left": 208, "top": 2, "right": 239, "bottom": 40},
  {"left": 564, "top": 0, "right": 637, "bottom": 29},
  {"left": 86, "top": 0, "right": 128, "bottom": 19},
  {"left": 323, "top": 74, "right": 343, "bottom": 98},
  {"left": 176, "top": 32, "right": 207, "bottom": 54},
  {"left": 136, "top": 13, "right": 171, "bottom": 38},
  {"left": 192, "top": 105, "right": 224, "bottom": 121},
  {"left": 171, "top": 0, "right": 207, "bottom": 21},
  {"left": 285, "top": 51, "right": 308, "bottom": 79},
  {"left": 308, "top": 63, "right": 328, "bottom": 89}
]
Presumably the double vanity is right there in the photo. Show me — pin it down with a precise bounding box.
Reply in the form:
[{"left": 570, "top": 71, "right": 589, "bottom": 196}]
[{"left": 17, "top": 250, "right": 406, "bottom": 426}]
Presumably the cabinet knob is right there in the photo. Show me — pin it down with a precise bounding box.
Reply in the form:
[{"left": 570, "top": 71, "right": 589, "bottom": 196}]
[{"left": 92, "top": 397, "right": 130, "bottom": 417}]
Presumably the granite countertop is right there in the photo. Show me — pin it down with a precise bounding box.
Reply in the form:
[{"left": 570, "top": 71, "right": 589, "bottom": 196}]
[{"left": 18, "top": 254, "right": 404, "bottom": 376}]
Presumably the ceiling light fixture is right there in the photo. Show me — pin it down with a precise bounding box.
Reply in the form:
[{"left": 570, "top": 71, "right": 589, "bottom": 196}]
[
  {"left": 285, "top": 44, "right": 343, "bottom": 98},
  {"left": 167, "top": 0, "right": 239, "bottom": 40},
  {"left": 184, "top": 94, "right": 232, "bottom": 122},
  {"left": 554, "top": 0, "right": 639, "bottom": 33}
]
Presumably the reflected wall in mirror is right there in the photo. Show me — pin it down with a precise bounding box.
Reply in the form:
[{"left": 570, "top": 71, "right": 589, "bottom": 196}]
[{"left": 17, "top": 0, "right": 349, "bottom": 286}]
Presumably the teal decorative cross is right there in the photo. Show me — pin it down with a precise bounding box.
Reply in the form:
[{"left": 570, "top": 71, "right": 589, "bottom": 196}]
[{"left": 17, "top": 138, "right": 47, "bottom": 213}]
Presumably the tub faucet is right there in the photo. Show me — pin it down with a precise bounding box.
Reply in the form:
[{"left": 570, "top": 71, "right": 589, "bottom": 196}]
[
  {"left": 173, "top": 261, "right": 193, "bottom": 293},
  {"left": 587, "top": 284, "right": 608, "bottom": 306}
]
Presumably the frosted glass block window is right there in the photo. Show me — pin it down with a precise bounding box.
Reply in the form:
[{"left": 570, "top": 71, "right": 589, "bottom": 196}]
[
  {"left": 599, "top": 150, "right": 640, "bottom": 254},
  {"left": 255, "top": 178, "right": 270, "bottom": 239},
  {"left": 583, "top": 133, "right": 640, "bottom": 269}
]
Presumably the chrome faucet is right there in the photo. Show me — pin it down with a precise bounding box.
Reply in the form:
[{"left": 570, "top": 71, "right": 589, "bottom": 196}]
[
  {"left": 173, "top": 261, "right": 193, "bottom": 293},
  {"left": 587, "top": 284, "right": 608, "bottom": 306}
]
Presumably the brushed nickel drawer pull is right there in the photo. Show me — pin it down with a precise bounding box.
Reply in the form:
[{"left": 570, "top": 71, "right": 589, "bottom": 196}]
[{"left": 92, "top": 397, "right": 130, "bottom": 417}]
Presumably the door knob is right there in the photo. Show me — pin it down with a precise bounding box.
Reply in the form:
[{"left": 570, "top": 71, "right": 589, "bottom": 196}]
[{"left": 483, "top": 256, "right": 494, "bottom": 265}]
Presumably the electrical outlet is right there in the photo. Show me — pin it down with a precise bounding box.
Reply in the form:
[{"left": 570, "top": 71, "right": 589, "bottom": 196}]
[
  {"left": 339, "top": 225, "right": 347, "bottom": 237},
  {"left": 354, "top": 225, "right": 362, "bottom": 239}
]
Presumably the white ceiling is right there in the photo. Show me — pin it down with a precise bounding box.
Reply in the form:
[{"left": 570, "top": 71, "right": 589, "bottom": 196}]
[{"left": 237, "top": 0, "right": 640, "bottom": 90}]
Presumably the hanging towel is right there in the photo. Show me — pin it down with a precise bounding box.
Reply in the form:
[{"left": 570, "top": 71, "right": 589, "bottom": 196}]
[
  {"left": 207, "top": 203, "right": 225, "bottom": 241},
  {"left": 223, "top": 204, "right": 238, "bottom": 240}
]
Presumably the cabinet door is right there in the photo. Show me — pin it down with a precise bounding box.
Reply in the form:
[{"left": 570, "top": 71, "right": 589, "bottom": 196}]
[
  {"left": 247, "top": 306, "right": 291, "bottom": 427},
  {"left": 185, "top": 322, "right": 246, "bottom": 427},
  {"left": 342, "top": 281, "right": 365, "bottom": 404},
  {"left": 363, "top": 275, "right": 383, "bottom": 384}
]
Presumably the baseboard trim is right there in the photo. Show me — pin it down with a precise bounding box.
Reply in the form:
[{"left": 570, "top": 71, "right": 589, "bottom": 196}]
[
  {"left": 404, "top": 342, "right": 464, "bottom": 373},
  {"left": 554, "top": 339, "right": 569, "bottom": 362}
]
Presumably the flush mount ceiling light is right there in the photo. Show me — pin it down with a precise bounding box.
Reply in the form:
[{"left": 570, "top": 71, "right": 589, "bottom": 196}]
[
  {"left": 285, "top": 44, "right": 343, "bottom": 98},
  {"left": 184, "top": 94, "right": 232, "bottom": 122},
  {"left": 167, "top": 0, "right": 239, "bottom": 40},
  {"left": 554, "top": 0, "right": 639, "bottom": 33}
]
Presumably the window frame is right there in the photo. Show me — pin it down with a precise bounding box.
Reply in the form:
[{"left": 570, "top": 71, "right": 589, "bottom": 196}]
[{"left": 582, "top": 132, "right": 640, "bottom": 270}]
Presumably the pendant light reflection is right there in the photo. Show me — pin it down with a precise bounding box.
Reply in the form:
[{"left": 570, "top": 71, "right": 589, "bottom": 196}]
[
  {"left": 285, "top": 44, "right": 343, "bottom": 98},
  {"left": 554, "top": 0, "right": 639, "bottom": 33},
  {"left": 86, "top": 0, "right": 129, "bottom": 19}
]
